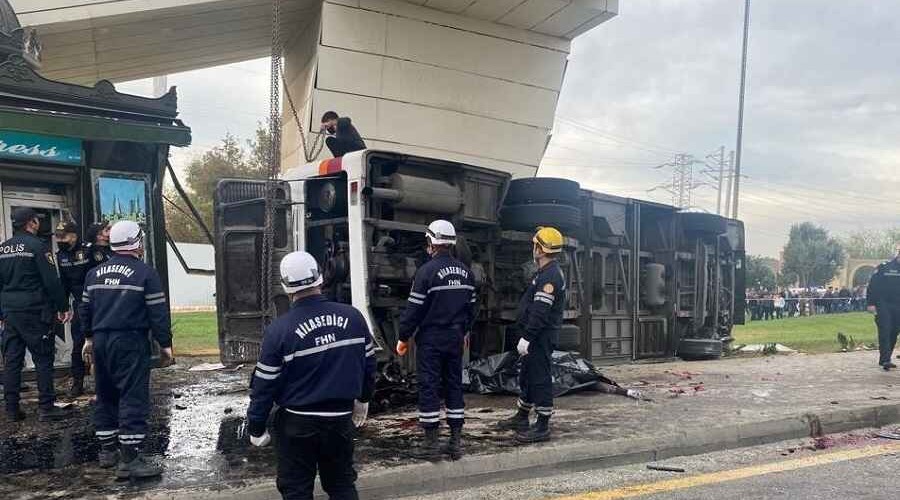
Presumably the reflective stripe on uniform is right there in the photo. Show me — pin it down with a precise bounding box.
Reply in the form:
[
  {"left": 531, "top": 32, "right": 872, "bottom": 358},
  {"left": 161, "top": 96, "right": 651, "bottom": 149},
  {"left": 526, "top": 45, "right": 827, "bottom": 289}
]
[
  {"left": 285, "top": 409, "right": 352, "bottom": 417},
  {"left": 256, "top": 362, "right": 281, "bottom": 373},
  {"left": 145, "top": 298, "right": 167, "bottom": 305},
  {"left": 427, "top": 284, "right": 475, "bottom": 294},
  {"left": 0, "top": 252, "right": 34, "bottom": 259},
  {"left": 87, "top": 284, "right": 145, "bottom": 292},
  {"left": 408, "top": 297, "right": 425, "bottom": 305},
  {"left": 409, "top": 292, "right": 426, "bottom": 299},
  {"left": 282, "top": 337, "right": 366, "bottom": 363},
  {"left": 254, "top": 371, "right": 279, "bottom": 381},
  {"left": 145, "top": 292, "right": 165, "bottom": 300}
]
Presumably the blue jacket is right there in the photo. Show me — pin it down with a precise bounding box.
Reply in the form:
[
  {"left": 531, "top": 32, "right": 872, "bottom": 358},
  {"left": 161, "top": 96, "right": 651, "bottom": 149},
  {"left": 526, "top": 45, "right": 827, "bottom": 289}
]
[
  {"left": 79, "top": 254, "right": 172, "bottom": 348},
  {"left": 0, "top": 231, "right": 68, "bottom": 315},
  {"left": 516, "top": 260, "right": 566, "bottom": 343},
  {"left": 398, "top": 252, "right": 477, "bottom": 347},
  {"left": 247, "top": 295, "right": 376, "bottom": 430}
]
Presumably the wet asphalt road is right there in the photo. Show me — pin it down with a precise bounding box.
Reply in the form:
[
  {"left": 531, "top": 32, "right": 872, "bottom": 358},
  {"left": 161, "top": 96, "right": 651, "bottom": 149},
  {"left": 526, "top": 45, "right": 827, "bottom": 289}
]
[{"left": 396, "top": 428, "right": 900, "bottom": 500}]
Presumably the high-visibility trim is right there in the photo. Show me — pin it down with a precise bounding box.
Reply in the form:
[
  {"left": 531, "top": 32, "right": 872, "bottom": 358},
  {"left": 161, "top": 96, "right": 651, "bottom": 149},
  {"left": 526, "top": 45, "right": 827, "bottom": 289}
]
[
  {"left": 0, "top": 252, "right": 34, "bottom": 259},
  {"left": 145, "top": 298, "right": 167, "bottom": 305},
  {"left": 408, "top": 297, "right": 425, "bottom": 305},
  {"left": 535, "top": 291, "right": 555, "bottom": 300},
  {"left": 87, "top": 284, "right": 145, "bottom": 292},
  {"left": 535, "top": 296, "right": 554, "bottom": 305},
  {"left": 419, "top": 417, "right": 441, "bottom": 423},
  {"left": 119, "top": 434, "right": 146, "bottom": 439},
  {"left": 254, "top": 371, "right": 280, "bottom": 380},
  {"left": 145, "top": 292, "right": 165, "bottom": 300},
  {"left": 409, "top": 291, "right": 426, "bottom": 299},
  {"left": 418, "top": 411, "right": 441, "bottom": 417},
  {"left": 517, "top": 399, "right": 534, "bottom": 410},
  {"left": 95, "top": 429, "right": 118, "bottom": 436},
  {"left": 286, "top": 409, "right": 352, "bottom": 417},
  {"left": 283, "top": 337, "right": 366, "bottom": 362},
  {"left": 256, "top": 362, "right": 281, "bottom": 373},
  {"left": 446, "top": 414, "right": 465, "bottom": 419},
  {"left": 428, "top": 284, "right": 475, "bottom": 293}
]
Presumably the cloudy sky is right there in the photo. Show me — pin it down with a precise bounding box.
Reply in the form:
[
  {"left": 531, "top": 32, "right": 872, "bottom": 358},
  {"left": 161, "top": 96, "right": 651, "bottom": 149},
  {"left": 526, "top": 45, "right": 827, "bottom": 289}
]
[{"left": 119, "top": 0, "right": 899, "bottom": 257}]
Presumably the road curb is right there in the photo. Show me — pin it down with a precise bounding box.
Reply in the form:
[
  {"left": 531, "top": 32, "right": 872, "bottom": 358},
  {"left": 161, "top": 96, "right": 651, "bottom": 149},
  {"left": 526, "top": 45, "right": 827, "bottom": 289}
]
[{"left": 141, "top": 402, "right": 900, "bottom": 500}]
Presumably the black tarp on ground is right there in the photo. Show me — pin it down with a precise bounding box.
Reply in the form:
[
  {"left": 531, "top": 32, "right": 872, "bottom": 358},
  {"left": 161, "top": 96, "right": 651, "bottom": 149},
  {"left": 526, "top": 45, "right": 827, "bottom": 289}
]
[{"left": 463, "top": 351, "right": 619, "bottom": 397}]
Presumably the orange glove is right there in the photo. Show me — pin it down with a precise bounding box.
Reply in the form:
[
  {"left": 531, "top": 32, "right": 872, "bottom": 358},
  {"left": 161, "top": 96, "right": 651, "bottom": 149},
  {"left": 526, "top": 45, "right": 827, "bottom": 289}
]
[{"left": 396, "top": 341, "right": 409, "bottom": 356}]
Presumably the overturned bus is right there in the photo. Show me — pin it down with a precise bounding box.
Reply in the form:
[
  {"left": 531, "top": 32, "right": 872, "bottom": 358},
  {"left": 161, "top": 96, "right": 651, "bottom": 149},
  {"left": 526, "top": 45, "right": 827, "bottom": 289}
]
[{"left": 214, "top": 150, "right": 745, "bottom": 369}]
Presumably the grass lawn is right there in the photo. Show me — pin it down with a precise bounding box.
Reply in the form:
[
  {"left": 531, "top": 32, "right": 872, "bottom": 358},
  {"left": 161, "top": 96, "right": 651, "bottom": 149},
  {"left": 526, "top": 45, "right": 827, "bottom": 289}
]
[
  {"left": 171, "top": 310, "right": 880, "bottom": 356},
  {"left": 172, "top": 311, "right": 219, "bottom": 356},
  {"left": 732, "top": 312, "right": 878, "bottom": 354}
]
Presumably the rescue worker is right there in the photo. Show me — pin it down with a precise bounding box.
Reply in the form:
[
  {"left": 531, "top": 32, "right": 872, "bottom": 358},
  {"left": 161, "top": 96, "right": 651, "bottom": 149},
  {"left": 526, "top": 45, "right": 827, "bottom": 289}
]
[
  {"left": 496, "top": 227, "right": 566, "bottom": 443},
  {"left": 868, "top": 243, "right": 900, "bottom": 371},
  {"left": 320, "top": 111, "right": 366, "bottom": 158},
  {"left": 54, "top": 221, "right": 93, "bottom": 397},
  {"left": 396, "top": 220, "right": 476, "bottom": 459},
  {"left": 1, "top": 207, "right": 72, "bottom": 422},
  {"left": 247, "top": 251, "right": 376, "bottom": 500},
  {"left": 85, "top": 220, "right": 112, "bottom": 268},
  {"left": 80, "top": 220, "right": 173, "bottom": 478}
]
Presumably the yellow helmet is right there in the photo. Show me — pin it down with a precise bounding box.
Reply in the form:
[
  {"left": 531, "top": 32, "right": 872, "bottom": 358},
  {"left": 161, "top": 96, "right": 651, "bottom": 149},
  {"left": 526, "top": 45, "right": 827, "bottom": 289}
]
[{"left": 533, "top": 226, "right": 564, "bottom": 254}]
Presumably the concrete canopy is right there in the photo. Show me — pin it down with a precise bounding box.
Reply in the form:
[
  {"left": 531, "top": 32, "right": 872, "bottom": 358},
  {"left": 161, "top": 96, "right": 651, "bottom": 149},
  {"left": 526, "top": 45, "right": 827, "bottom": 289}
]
[{"left": 14, "top": 0, "right": 617, "bottom": 84}]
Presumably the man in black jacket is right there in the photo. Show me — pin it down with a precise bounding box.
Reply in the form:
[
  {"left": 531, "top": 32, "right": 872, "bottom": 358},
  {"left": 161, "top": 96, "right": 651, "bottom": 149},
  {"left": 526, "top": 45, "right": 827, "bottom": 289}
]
[
  {"left": 321, "top": 111, "right": 366, "bottom": 158},
  {"left": 869, "top": 244, "right": 900, "bottom": 370},
  {"left": 55, "top": 221, "right": 93, "bottom": 397},
  {"left": 1, "top": 207, "right": 72, "bottom": 422}
]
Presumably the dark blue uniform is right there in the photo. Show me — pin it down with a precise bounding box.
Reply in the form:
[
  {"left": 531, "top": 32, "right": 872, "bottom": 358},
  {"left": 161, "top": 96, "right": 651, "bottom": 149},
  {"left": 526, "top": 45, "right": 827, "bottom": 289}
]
[
  {"left": 516, "top": 260, "right": 566, "bottom": 419},
  {"left": 57, "top": 242, "right": 92, "bottom": 381},
  {"left": 868, "top": 258, "right": 900, "bottom": 366},
  {"left": 398, "top": 252, "right": 476, "bottom": 429},
  {"left": 85, "top": 243, "right": 113, "bottom": 269},
  {"left": 0, "top": 232, "right": 69, "bottom": 413},
  {"left": 80, "top": 254, "right": 171, "bottom": 451},
  {"left": 248, "top": 295, "right": 376, "bottom": 499}
]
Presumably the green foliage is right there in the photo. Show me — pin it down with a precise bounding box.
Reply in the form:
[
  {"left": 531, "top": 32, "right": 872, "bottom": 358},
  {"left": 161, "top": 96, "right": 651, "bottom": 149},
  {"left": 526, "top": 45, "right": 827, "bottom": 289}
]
[
  {"left": 746, "top": 255, "right": 778, "bottom": 290},
  {"left": 734, "top": 312, "right": 875, "bottom": 353},
  {"left": 165, "top": 127, "right": 272, "bottom": 243},
  {"left": 839, "top": 228, "right": 900, "bottom": 260},
  {"left": 781, "top": 222, "right": 845, "bottom": 287}
]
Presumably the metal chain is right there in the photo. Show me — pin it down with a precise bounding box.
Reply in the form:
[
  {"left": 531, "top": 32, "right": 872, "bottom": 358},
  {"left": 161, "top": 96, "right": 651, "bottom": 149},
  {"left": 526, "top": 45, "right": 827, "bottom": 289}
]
[
  {"left": 281, "top": 62, "right": 325, "bottom": 162},
  {"left": 260, "top": 0, "right": 283, "bottom": 329}
]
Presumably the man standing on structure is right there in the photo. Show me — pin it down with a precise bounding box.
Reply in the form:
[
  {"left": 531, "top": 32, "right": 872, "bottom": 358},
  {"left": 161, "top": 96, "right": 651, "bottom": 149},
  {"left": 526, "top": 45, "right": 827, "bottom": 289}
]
[
  {"left": 1, "top": 207, "right": 72, "bottom": 422},
  {"left": 248, "top": 251, "right": 376, "bottom": 499},
  {"left": 80, "top": 221, "right": 173, "bottom": 478},
  {"left": 55, "top": 221, "right": 93, "bottom": 397},
  {"left": 321, "top": 111, "right": 366, "bottom": 158},
  {"left": 868, "top": 243, "right": 900, "bottom": 371},
  {"left": 497, "top": 227, "right": 566, "bottom": 443},
  {"left": 396, "top": 220, "right": 476, "bottom": 460}
]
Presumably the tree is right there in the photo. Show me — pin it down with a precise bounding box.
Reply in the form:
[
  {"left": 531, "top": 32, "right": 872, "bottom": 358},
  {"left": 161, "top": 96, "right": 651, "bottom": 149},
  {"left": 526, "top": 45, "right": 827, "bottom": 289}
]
[
  {"left": 781, "top": 222, "right": 845, "bottom": 288},
  {"left": 840, "top": 228, "right": 900, "bottom": 259},
  {"left": 745, "top": 255, "right": 778, "bottom": 291},
  {"left": 165, "top": 126, "right": 272, "bottom": 243}
]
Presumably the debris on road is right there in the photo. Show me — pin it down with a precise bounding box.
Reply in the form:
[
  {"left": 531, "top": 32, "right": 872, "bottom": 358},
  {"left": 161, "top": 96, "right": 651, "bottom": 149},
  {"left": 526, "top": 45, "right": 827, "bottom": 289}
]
[
  {"left": 189, "top": 363, "right": 228, "bottom": 372},
  {"left": 647, "top": 464, "right": 686, "bottom": 473},
  {"left": 876, "top": 431, "right": 900, "bottom": 441}
]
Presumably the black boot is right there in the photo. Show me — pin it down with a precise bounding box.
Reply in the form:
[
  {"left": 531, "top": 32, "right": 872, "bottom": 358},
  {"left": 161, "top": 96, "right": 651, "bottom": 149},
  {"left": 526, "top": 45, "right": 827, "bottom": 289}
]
[
  {"left": 98, "top": 442, "right": 120, "bottom": 469},
  {"left": 116, "top": 444, "right": 162, "bottom": 479},
  {"left": 68, "top": 377, "right": 85, "bottom": 398},
  {"left": 516, "top": 415, "right": 551, "bottom": 443},
  {"left": 443, "top": 427, "right": 463, "bottom": 460},
  {"left": 414, "top": 428, "right": 441, "bottom": 458},
  {"left": 495, "top": 409, "right": 530, "bottom": 433},
  {"left": 38, "top": 405, "right": 71, "bottom": 422}
]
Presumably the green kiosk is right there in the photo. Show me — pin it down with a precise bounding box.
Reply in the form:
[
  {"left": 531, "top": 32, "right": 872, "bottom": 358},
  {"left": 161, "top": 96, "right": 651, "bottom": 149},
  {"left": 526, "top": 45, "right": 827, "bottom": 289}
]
[{"left": 0, "top": 2, "right": 191, "bottom": 370}]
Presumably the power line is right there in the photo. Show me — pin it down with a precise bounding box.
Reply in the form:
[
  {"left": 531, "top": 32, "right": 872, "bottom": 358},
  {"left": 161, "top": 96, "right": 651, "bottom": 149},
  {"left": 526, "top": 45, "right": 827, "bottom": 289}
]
[{"left": 555, "top": 117, "right": 679, "bottom": 157}]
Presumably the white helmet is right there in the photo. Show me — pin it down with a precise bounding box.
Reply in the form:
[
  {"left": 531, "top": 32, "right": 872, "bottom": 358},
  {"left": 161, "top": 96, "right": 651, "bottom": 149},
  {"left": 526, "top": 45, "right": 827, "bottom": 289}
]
[
  {"left": 109, "top": 220, "right": 144, "bottom": 252},
  {"left": 280, "top": 251, "right": 323, "bottom": 294},
  {"left": 426, "top": 220, "right": 456, "bottom": 246}
]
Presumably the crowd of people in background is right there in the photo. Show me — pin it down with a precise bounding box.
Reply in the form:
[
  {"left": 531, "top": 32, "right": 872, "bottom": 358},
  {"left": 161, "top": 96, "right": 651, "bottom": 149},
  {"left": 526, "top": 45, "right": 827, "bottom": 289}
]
[{"left": 745, "top": 286, "right": 868, "bottom": 321}]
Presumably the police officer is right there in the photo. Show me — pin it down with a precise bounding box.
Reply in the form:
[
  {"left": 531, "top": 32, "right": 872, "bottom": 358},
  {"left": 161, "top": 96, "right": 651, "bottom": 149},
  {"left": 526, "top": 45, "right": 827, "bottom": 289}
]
[
  {"left": 55, "top": 221, "right": 93, "bottom": 397},
  {"left": 248, "top": 251, "right": 376, "bottom": 500},
  {"left": 868, "top": 243, "right": 900, "bottom": 371},
  {"left": 80, "top": 221, "right": 173, "bottom": 478},
  {"left": 85, "top": 220, "right": 112, "bottom": 268},
  {"left": 395, "top": 220, "right": 476, "bottom": 459},
  {"left": 1, "top": 207, "right": 72, "bottom": 422},
  {"left": 496, "top": 227, "right": 566, "bottom": 443}
]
